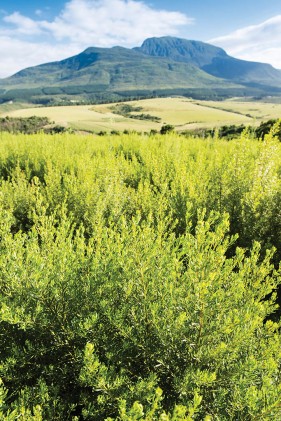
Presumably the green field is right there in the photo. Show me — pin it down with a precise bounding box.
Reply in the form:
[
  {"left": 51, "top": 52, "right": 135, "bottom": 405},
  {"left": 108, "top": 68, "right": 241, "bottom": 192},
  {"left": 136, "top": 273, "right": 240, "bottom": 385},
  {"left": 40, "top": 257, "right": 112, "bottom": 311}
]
[
  {"left": 198, "top": 98, "right": 281, "bottom": 120},
  {"left": 2, "top": 96, "right": 281, "bottom": 132},
  {"left": 0, "top": 131, "right": 281, "bottom": 419},
  {"left": 2, "top": 104, "right": 158, "bottom": 132}
]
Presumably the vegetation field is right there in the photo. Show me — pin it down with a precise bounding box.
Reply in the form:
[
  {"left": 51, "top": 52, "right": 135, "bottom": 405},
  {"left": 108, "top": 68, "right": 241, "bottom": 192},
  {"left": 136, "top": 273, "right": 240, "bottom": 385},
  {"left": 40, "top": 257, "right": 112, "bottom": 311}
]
[
  {"left": 198, "top": 98, "right": 281, "bottom": 121},
  {"left": 1, "top": 104, "right": 159, "bottom": 133},
  {"left": 3, "top": 96, "right": 281, "bottom": 133},
  {"left": 0, "top": 129, "right": 281, "bottom": 420},
  {"left": 93, "top": 97, "right": 254, "bottom": 129}
]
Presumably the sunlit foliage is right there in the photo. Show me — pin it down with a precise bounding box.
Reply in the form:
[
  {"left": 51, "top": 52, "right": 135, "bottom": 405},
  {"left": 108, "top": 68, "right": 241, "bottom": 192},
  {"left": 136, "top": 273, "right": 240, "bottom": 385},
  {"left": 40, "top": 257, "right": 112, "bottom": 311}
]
[{"left": 0, "top": 130, "right": 280, "bottom": 420}]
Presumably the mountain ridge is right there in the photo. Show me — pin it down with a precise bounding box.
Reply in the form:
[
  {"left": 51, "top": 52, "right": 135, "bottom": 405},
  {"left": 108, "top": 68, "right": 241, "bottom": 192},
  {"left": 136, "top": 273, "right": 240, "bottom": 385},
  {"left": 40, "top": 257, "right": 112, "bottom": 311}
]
[
  {"left": 135, "top": 36, "right": 281, "bottom": 85},
  {"left": 1, "top": 36, "right": 281, "bottom": 104}
]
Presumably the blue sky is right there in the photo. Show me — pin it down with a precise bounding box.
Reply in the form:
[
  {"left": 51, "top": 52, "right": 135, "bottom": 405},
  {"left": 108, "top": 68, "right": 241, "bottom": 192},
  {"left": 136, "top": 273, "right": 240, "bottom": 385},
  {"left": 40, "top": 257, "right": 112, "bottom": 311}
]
[{"left": 1, "top": 0, "right": 281, "bottom": 77}]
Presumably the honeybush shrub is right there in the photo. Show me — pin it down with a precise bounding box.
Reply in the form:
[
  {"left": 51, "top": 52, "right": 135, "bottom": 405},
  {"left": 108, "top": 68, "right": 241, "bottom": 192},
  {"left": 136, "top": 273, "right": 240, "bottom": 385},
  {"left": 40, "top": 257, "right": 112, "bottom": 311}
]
[
  {"left": 0, "top": 132, "right": 280, "bottom": 419},
  {"left": 0, "top": 202, "right": 280, "bottom": 419}
]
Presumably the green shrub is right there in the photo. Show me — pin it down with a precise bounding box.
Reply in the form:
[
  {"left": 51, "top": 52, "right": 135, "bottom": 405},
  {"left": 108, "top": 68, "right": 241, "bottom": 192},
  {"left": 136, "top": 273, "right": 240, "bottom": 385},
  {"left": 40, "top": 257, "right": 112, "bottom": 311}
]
[{"left": 0, "top": 132, "right": 280, "bottom": 419}]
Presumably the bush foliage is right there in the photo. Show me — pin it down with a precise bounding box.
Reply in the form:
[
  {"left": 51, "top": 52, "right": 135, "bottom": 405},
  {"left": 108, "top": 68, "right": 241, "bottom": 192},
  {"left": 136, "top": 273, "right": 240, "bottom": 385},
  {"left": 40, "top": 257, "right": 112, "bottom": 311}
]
[
  {"left": 110, "top": 103, "right": 161, "bottom": 123},
  {"left": 0, "top": 116, "right": 51, "bottom": 134},
  {"left": 0, "top": 130, "right": 280, "bottom": 419}
]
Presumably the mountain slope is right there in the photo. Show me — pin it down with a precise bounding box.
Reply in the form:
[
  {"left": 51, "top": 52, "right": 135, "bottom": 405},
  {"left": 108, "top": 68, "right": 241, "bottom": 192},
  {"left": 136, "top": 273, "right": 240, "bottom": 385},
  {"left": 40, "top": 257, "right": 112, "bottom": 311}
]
[
  {"left": 0, "top": 36, "right": 281, "bottom": 104},
  {"left": 135, "top": 37, "right": 281, "bottom": 86},
  {"left": 134, "top": 37, "right": 227, "bottom": 67},
  {"left": 0, "top": 45, "right": 238, "bottom": 89}
]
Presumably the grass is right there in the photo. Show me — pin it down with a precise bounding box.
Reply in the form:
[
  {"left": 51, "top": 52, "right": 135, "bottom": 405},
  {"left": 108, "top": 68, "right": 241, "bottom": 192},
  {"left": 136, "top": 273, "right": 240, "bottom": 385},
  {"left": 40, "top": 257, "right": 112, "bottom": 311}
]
[
  {"left": 1, "top": 97, "right": 281, "bottom": 132},
  {"left": 1, "top": 104, "right": 160, "bottom": 132},
  {"left": 0, "top": 101, "right": 37, "bottom": 114},
  {"left": 197, "top": 99, "right": 281, "bottom": 120}
]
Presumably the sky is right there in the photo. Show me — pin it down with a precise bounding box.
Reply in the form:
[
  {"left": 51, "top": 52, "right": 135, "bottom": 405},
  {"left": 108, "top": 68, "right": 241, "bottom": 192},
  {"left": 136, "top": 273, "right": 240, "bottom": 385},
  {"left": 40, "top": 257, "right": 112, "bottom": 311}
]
[{"left": 0, "top": 0, "right": 281, "bottom": 78}]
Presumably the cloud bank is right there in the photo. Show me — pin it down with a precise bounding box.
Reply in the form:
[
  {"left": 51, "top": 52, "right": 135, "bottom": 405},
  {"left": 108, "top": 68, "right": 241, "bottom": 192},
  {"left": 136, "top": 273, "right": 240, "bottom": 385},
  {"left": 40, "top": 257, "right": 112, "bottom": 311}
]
[
  {"left": 210, "top": 15, "right": 281, "bottom": 69},
  {"left": 1, "top": 1, "right": 281, "bottom": 79},
  {"left": 0, "top": 0, "right": 192, "bottom": 78}
]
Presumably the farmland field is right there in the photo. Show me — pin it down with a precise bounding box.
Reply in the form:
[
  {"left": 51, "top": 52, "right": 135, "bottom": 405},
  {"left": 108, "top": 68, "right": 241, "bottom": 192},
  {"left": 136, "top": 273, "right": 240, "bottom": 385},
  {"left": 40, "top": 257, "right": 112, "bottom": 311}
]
[
  {"left": 1, "top": 104, "right": 160, "bottom": 132},
  {"left": 2, "top": 96, "right": 281, "bottom": 132},
  {"left": 197, "top": 98, "right": 281, "bottom": 120}
]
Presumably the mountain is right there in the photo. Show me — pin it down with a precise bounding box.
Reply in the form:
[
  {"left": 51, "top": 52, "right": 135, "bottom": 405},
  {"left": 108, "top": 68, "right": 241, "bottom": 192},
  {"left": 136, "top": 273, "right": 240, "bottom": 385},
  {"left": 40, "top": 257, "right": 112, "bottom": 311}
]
[
  {"left": 0, "top": 46, "right": 235, "bottom": 89},
  {"left": 1, "top": 36, "right": 281, "bottom": 104},
  {"left": 135, "top": 37, "right": 281, "bottom": 86}
]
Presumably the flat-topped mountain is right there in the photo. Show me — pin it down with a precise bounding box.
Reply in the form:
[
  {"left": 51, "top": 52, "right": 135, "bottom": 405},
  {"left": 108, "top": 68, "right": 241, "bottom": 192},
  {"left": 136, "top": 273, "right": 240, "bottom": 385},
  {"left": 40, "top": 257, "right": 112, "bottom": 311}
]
[
  {"left": 1, "top": 36, "right": 281, "bottom": 104},
  {"left": 135, "top": 37, "right": 281, "bottom": 85},
  {"left": 135, "top": 37, "right": 228, "bottom": 67}
]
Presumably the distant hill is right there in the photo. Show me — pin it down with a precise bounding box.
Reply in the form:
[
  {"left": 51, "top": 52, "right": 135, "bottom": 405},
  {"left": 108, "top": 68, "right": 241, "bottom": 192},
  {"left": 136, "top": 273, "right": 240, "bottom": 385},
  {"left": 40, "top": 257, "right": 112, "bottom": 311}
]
[{"left": 0, "top": 36, "right": 281, "bottom": 104}]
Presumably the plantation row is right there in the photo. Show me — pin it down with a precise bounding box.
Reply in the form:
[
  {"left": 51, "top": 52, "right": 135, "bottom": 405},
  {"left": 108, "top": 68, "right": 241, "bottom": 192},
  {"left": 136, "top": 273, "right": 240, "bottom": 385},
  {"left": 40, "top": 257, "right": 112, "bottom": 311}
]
[{"left": 0, "top": 130, "right": 281, "bottom": 420}]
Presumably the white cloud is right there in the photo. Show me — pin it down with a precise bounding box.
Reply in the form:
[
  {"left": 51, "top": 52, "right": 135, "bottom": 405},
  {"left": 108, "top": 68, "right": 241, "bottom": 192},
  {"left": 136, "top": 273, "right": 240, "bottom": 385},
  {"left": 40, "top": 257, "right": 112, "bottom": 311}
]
[
  {"left": 210, "top": 15, "right": 281, "bottom": 69},
  {"left": 43, "top": 0, "right": 191, "bottom": 44},
  {"left": 0, "top": 36, "right": 81, "bottom": 78},
  {"left": 0, "top": 0, "right": 192, "bottom": 78},
  {"left": 4, "top": 12, "right": 42, "bottom": 35}
]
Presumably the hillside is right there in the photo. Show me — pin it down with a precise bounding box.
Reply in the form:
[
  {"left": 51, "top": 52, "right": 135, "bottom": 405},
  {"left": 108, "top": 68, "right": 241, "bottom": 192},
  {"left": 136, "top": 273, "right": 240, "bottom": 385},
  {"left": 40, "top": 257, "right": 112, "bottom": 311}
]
[
  {"left": 0, "top": 36, "right": 281, "bottom": 104},
  {"left": 0, "top": 46, "right": 235, "bottom": 90},
  {"left": 136, "top": 37, "right": 281, "bottom": 86}
]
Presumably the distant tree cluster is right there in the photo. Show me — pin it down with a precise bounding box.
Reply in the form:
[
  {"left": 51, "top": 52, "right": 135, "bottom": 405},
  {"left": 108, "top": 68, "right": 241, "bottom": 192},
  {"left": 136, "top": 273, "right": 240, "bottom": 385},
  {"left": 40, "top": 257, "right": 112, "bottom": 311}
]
[
  {"left": 255, "top": 118, "right": 281, "bottom": 140},
  {"left": 110, "top": 103, "right": 161, "bottom": 122},
  {"left": 182, "top": 119, "right": 281, "bottom": 141},
  {"left": 0, "top": 116, "right": 51, "bottom": 134}
]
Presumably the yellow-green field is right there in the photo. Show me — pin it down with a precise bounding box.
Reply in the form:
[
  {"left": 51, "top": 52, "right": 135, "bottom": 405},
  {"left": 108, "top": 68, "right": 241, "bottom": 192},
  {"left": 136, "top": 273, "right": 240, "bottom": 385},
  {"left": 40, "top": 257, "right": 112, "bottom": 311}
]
[
  {"left": 2, "top": 97, "right": 281, "bottom": 132},
  {"left": 197, "top": 99, "right": 281, "bottom": 121}
]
